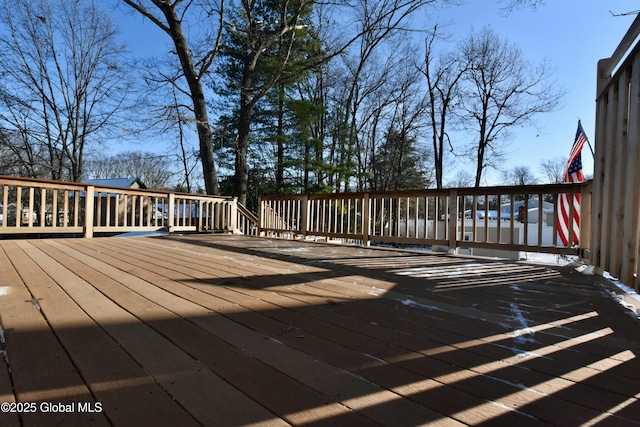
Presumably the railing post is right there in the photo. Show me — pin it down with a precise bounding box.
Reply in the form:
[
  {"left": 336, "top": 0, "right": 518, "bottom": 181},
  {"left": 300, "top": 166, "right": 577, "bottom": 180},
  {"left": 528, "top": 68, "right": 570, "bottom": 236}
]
[
  {"left": 580, "top": 181, "right": 593, "bottom": 261},
  {"left": 258, "top": 197, "right": 264, "bottom": 236},
  {"left": 362, "top": 193, "right": 370, "bottom": 246},
  {"left": 84, "top": 185, "right": 94, "bottom": 238},
  {"left": 448, "top": 189, "right": 458, "bottom": 254},
  {"left": 301, "top": 195, "right": 309, "bottom": 237},
  {"left": 168, "top": 193, "right": 175, "bottom": 233},
  {"left": 230, "top": 197, "right": 238, "bottom": 233}
]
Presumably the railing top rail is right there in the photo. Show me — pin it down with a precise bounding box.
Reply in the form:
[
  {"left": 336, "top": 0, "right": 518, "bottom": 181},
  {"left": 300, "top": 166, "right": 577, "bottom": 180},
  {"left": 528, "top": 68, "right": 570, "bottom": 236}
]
[
  {"left": 0, "top": 175, "right": 234, "bottom": 202},
  {"left": 0, "top": 175, "right": 86, "bottom": 190},
  {"left": 600, "top": 13, "right": 640, "bottom": 79},
  {"left": 237, "top": 202, "right": 259, "bottom": 224},
  {"left": 597, "top": 13, "right": 640, "bottom": 99},
  {"left": 173, "top": 193, "right": 235, "bottom": 202},
  {"left": 260, "top": 181, "right": 591, "bottom": 201}
]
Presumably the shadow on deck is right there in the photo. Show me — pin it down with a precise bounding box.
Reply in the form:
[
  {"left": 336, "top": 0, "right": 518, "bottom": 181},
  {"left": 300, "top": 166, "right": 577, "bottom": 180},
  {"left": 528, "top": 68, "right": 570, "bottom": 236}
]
[{"left": 0, "top": 234, "right": 638, "bottom": 426}]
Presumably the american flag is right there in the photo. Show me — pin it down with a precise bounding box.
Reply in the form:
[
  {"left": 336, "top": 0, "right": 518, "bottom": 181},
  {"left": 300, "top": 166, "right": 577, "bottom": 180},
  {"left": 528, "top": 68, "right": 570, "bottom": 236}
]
[{"left": 557, "top": 121, "right": 587, "bottom": 246}]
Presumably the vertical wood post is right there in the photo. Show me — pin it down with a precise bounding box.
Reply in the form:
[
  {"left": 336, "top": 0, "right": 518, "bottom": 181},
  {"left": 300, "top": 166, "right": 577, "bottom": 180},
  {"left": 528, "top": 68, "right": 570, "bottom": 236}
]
[
  {"left": 362, "top": 193, "right": 370, "bottom": 246},
  {"left": 168, "top": 193, "right": 175, "bottom": 234},
  {"left": 1, "top": 186, "right": 8, "bottom": 229},
  {"left": 230, "top": 197, "right": 238, "bottom": 233},
  {"left": 84, "top": 185, "right": 94, "bottom": 238},
  {"left": 258, "top": 197, "right": 264, "bottom": 236},
  {"left": 301, "top": 195, "right": 309, "bottom": 237},
  {"left": 448, "top": 189, "right": 458, "bottom": 253},
  {"left": 15, "top": 187, "right": 22, "bottom": 229},
  {"left": 591, "top": 58, "right": 610, "bottom": 276},
  {"left": 580, "top": 181, "right": 593, "bottom": 262}
]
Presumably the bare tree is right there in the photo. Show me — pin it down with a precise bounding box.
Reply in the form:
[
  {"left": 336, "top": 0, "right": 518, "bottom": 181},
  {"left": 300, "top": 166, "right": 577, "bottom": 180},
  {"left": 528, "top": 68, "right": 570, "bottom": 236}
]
[
  {"left": 0, "top": 0, "right": 134, "bottom": 181},
  {"left": 499, "top": 0, "right": 544, "bottom": 14},
  {"left": 86, "top": 151, "right": 175, "bottom": 189},
  {"left": 448, "top": 169, "right": 474, "bottom": 188},
  {"left": 122, "top": 0, "right": 224, "bottom": 195},
  {"left": 421, "top": 26, "right": 469, "bottom": 189},
  {"left": 539, "top": 155, "right": 567, "bottom": 184},
  {"left": 502, "top": 165, "right": 538, "bottom": 186},
  {"left": 457, "top": 26, "right": 565, "bottom": 187},
  {"left": 338, "top": 1, "right": 447, "bottom": 192}
]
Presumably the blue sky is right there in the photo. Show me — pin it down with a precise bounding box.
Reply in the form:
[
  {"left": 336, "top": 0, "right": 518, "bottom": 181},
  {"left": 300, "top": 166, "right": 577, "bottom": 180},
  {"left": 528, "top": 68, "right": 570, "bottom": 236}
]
[
  {"left": 114, "top": 1, "right": 639, "bottom": 185},
  {"left": 428, "top": 0, "right": 638, "bottom": 183}
]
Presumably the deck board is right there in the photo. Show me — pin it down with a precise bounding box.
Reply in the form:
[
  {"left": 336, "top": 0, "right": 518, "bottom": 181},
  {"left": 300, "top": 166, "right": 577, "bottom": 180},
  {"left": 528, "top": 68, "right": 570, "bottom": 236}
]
[{"left": 0, "top": 234, "right": 639, "bottom": 426}]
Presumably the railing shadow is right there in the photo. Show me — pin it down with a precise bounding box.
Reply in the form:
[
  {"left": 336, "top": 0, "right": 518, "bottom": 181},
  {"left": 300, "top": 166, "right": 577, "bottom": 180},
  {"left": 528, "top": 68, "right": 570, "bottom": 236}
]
[{"left": 0, "top": 235, "right": 639, "bottom": 426}]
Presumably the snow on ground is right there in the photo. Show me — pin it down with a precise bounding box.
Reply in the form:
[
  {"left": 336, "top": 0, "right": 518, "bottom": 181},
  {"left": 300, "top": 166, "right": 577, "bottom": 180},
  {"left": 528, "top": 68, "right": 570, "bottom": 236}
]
[
  {"left": 398, "top": 299, "right": 442, "bottom": 311},
  {"left": 116, "top": 231, "right": 169, "bottom": 237},
  {"left": 523, "top": 253, "right": 640, "bottom": 320},
  {"left": 599, "top": 272, "right": 640, "bottom": 320},
  {"left": 519, "top": 252, "right": 574, "bottom": 265},
  {"left": 382, "top": 243, "right": 640, "bottom": 320}
]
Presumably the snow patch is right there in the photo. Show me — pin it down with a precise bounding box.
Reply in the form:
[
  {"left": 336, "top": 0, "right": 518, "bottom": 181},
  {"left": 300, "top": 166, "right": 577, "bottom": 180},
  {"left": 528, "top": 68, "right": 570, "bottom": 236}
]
[
  {"left": 395, "top": 262, "right": 489, "bottom": 279},
  {"left": 116, "top": 231, "right": 169, "bottom": 237},
  {"left": 0, "top": 286, "right": 9, "bottom": 296},
  {"left": 602, "top": 272, "right": 640, "bottom": 319},
  {"left": 399, "top": 299, "right": 441, "bottom": 311},
  {"left": 489, "top": 401, "right": 538, "bottom": 420},
  {"left": 520, "top": 252, "right": 573, "bottom": 265},
  {"left": 508, "top": 303, "right": 536, "bottom": 345},
  {"left": 364, "top": 353, "right": 386, "bottom": 363},
  {"left": 576, "top": 264, "right": 595, "bottom": 275},
  {"left": 273, "top": 247, "right": 311, "bottom": 253}
]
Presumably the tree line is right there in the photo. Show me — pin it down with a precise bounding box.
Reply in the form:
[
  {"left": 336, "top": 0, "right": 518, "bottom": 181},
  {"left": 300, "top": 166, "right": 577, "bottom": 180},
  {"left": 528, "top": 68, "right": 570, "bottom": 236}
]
[{"left": 0, "top": 0, "right": 560, "bottom": 210}]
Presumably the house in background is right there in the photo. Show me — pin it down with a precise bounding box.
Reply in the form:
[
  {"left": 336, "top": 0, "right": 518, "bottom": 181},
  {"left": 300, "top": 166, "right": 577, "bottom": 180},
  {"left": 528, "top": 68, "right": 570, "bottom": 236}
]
[
  {"left": 84, "top": 177, "right": 147, "bottom": 191},
  {"left": 83, "top": 177, "right": 151, "bottom": 227},
  {"left": 500, "top": 199, "right": 554, "bottom": 224}
]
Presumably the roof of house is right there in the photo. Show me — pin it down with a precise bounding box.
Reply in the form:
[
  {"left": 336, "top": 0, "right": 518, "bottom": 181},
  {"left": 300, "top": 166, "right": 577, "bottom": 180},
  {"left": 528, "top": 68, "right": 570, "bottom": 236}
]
[{"left": 84, "top": 178, "right": 147, "bottom": 189}]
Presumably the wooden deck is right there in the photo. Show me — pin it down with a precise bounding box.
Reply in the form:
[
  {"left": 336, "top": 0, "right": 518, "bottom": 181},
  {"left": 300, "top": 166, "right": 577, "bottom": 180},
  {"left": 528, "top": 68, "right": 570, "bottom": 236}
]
[{"left": 0, "top": 235, "right": 638, "bottom": 426}]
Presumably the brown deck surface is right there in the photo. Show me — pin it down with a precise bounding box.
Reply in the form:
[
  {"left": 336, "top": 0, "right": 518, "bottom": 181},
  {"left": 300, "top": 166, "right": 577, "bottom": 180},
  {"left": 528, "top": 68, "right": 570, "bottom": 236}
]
[{"left": 0, "top": 234, "right": 638, "bottom": 426}]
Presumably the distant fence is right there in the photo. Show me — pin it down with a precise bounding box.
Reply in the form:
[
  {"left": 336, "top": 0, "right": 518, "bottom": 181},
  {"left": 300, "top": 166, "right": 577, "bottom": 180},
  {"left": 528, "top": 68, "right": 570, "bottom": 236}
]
[
  {"left": 593, "top": 14, "right": 640, "bottom": 291},
  {"left": 0, "top": 176, "right": 258, "bottom": 237},
  {"left": 260, "top": 182, "right": 591, "bottom": 257}
]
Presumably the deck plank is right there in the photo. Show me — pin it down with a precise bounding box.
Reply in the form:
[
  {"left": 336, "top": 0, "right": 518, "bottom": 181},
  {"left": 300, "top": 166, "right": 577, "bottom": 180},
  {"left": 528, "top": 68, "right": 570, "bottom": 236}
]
[
  {"left": 0, "top": 234, "right": 638, "bottom": 426},
  {"left": 0, "top": 241, "right": 110, "bottom": 426},
  {"left": 29, "top": 239, "right": 289, "bottom": 427},
  {"left": 69, "top": 239, "right": 492, "bottom": 425},
  {"left": 0, "top": 246, "right": 34, "bottom": 427},
  {"left": 70, "top": 236, "right": 640, "bottom": 425},
  {"left": 87, "top": 237, "right": 640, "bottom": 424},
  {"left": 9, "top": 239, "right": 202, "bottom": 427},
  {"left": 58, "top": 239, "right": 462, "bottom": 426}
]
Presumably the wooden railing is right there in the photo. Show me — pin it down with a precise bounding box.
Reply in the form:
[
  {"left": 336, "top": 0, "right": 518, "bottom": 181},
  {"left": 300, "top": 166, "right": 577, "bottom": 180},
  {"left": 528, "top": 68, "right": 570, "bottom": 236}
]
[
  {"left": 593, "top": 14, "right": 640, "bottom": 291},
  {"left": 0, "top": 176, "right": 255, "bottom": 237},
  {"left": 236, "top": 202, "right": 259, "bottom": 236},
  {"left": 260, "top": 182, "right": 592, "bottom": 256}
]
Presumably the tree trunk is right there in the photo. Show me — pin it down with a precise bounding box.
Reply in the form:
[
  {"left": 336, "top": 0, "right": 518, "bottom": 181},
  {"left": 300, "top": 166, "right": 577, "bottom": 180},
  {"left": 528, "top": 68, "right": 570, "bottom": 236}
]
[
  {"left": 475, "top": 143, "right": 485, "bottom": 187},
  {"left": 235, "top": 57, "right": 254, "bottom": 206},
  {"left": 276, "top": 83, "right": 285, "bottom": 192},
  {"left": 164, "top": 7, "right": 219, "bottom": 195}
]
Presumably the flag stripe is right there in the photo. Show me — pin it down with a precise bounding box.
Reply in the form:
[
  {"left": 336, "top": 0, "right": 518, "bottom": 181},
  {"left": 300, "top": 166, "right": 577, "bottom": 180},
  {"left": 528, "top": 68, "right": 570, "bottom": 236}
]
[{"left": 557, "top": 122, "right": 587, "bottom": 247}]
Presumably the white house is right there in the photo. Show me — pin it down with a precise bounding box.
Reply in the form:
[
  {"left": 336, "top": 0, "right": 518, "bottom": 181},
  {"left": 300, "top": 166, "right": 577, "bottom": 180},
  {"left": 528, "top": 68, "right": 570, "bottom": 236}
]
[{"left": 501, "top": 199, "right": 554, "bottom": 224}]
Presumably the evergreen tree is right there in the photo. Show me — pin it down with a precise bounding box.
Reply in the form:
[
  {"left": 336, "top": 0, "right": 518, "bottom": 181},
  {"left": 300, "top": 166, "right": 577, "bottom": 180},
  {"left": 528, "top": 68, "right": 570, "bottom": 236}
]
[
  {"left": 217, "top": 0, "right": 321, "bottom": 205},
  {"left": 373, "top": 126, "right": 430, "bottom": 191}
]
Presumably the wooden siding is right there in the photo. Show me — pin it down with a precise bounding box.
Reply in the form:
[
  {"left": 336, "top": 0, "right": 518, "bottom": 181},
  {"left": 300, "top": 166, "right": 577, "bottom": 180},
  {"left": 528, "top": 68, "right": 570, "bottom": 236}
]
[
  {"left": 0, "top": 235, "right": 638, "bottom": 426},
  {"left": 593, "top": 14, "right": 640, "bottom": 292}
]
